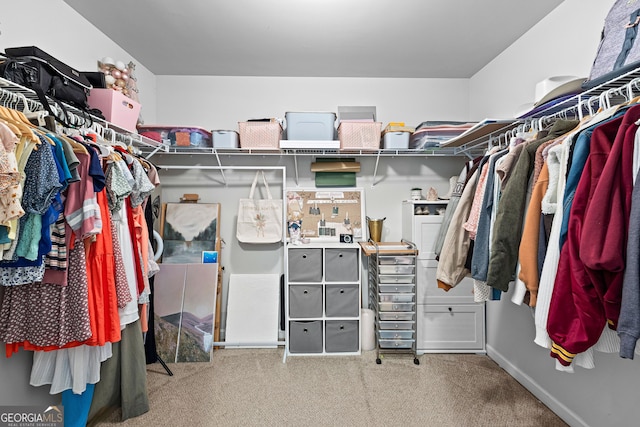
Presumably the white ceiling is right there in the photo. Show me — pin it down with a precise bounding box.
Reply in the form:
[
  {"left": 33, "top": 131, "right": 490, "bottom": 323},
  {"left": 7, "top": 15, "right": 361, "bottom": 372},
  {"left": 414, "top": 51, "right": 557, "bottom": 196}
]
[{"left": 63, "top": 0, "right": 564, "bottom": 78}]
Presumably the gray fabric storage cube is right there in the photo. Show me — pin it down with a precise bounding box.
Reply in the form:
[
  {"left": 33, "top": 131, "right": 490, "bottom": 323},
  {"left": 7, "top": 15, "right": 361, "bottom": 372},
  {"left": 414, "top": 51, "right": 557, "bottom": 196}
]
[
  {"left": 325, "top": 248, "right": 358, "bottom": 282},
  {"left": 289, "top": 285, "right": 323, "bottom": 318},
  {"left": 325, "top": 320, "right": 359, "bottom": 352},
  {"left": 325, "top": 284, "right": 359, "bottom": 317},
  {"left": 289, "top": 320, "right": 323, "bottom": 353},
  {"left": 288, "top": 248, "right": 323, "bottom": 282}
]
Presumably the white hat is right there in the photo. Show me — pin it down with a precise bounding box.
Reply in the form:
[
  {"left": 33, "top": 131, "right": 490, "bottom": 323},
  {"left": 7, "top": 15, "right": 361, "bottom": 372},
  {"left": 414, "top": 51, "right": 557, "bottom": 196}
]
[
  {"left": 513, "top": 75, "right": 586, "bottom": 118},
  {"left": 533, "top": 76, "right": 585, "bottom": 107}
]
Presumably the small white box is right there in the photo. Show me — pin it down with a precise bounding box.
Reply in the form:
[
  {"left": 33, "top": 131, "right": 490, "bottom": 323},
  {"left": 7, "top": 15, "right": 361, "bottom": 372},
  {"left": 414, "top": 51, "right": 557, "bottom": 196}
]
[
  {"left": 383, "top": 131, "right": 410, "bottom": 149},
  {"left": 212, "top": 130, "right": 239, "bottom": 148}
]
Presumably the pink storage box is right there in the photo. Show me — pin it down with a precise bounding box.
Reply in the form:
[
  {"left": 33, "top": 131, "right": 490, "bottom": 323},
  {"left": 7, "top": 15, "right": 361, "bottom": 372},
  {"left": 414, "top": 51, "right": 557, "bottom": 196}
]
[
  {"left": 238, "top": 121, "right": 282, "bottom": 149},
  {"left": 87, "top": 89, "right": 141, "bottom": 132},
  {"left": 338, "top": 121, "right": 382, "bottom": 150}
]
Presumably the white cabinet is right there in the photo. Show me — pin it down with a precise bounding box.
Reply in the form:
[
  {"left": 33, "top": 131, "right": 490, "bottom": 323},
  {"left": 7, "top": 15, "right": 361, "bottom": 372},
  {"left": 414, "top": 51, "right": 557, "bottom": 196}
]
[
  {"left": 286, "top": 243, "right": 361, "bottom": 356},
  {"left": 402, "top": 201, "right": 485, "bottom": 353}
]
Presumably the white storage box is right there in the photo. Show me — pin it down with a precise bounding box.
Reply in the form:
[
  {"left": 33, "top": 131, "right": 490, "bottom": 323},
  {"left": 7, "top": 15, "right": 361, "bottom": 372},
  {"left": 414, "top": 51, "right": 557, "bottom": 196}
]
[
  {"left": 212, "top": 130, "right": 239, "bottom": 148},
  {"left": 285, "top": 112, "right": 336, "bottom": 140},
  {"left": 383, "top": 131, "right": 411, "bottom": 149}
]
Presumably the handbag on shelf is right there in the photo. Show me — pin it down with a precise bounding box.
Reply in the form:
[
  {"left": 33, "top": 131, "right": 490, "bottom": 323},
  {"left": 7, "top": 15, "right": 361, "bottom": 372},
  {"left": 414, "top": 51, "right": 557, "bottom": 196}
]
[
  {"left": 0, "top": 46, "right": 93, "bottom": 126},
  {"left": 583, "top": 0, "right": 640, "bottom": 89},
  {"left": 236, "top": 171, "right": 283, "bottom": 244}
]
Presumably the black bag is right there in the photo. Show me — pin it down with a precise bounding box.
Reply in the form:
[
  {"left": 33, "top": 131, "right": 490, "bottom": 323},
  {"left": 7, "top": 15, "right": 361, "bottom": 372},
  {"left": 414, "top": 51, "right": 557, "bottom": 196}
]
[{"left": 0, "top": 46, "right": 92, "bottom": 126}]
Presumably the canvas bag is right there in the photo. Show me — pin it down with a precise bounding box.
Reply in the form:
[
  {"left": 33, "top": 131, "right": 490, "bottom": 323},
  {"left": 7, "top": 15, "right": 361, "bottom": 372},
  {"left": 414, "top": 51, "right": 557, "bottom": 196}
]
[
  {"left": 236, "top": 171, "right": 283, "bottom": 243},
  {"left": 584, "top": 0, "right": 640, "bottom": 89}
]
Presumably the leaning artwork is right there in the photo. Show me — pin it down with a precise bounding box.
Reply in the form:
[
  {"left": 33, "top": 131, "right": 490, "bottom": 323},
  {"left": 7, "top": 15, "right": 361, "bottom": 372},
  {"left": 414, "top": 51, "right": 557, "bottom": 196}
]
[{"left": 161, "top": 203, "right": 220, "bottom": 263}]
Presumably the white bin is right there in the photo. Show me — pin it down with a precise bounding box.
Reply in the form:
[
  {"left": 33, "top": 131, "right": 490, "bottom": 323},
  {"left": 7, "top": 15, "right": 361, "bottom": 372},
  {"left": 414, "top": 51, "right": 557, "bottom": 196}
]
[{"left": 361, "top": 308, "right": 375, "bottom": 351}]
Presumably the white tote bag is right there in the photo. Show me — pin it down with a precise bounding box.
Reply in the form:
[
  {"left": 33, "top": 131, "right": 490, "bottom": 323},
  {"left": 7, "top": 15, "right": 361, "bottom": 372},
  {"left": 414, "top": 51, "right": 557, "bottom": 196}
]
[{"left": 236, "top": 171, "right": 283, "bottom": 243}]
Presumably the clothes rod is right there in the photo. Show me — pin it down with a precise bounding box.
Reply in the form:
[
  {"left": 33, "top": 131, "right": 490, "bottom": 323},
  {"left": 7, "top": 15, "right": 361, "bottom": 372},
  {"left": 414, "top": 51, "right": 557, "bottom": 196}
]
[
  {"left": 212, "top": 341, "right": 286, "bottom": 347},
  {"left": 156, "top": 165, "right": 286, "bottom": 171}
]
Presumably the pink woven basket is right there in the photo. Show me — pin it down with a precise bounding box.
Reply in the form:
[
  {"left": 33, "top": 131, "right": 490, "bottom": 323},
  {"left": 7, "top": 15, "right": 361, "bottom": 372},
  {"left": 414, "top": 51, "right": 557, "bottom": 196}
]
[
  {"left": 238, "top": 121, "right": 282, "bottom": 149},
  {"left": 338, "top": 122, "right": 382, "bottom": 150}
]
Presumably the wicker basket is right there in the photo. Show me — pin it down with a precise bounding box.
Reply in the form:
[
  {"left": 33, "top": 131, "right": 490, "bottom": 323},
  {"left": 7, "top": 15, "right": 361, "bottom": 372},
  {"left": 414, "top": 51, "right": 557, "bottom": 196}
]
[
  {"left": 238, "top": 121, "right": 282, "bottom": 149},
  {"left": 338, "top": 122, "right": 382, "bottom": 150}
]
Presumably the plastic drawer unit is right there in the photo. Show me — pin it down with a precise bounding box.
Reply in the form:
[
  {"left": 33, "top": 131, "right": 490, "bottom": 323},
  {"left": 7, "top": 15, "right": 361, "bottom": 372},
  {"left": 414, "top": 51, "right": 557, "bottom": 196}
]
[{"left": 360, "top": 240, "right": 420, "bottom": 365}]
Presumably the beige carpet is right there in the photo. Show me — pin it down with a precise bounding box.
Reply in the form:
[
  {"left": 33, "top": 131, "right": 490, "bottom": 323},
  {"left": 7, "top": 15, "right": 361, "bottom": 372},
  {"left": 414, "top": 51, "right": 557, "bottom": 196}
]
[{"left": 94, "top": 349, "right": 567, "bottom": 427}]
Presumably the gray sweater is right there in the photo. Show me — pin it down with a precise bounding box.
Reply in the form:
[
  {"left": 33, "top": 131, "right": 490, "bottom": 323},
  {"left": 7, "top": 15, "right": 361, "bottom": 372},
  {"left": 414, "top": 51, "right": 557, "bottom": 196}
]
[{"left": 618, "top": 168, "right": 640, "bottom": 359}]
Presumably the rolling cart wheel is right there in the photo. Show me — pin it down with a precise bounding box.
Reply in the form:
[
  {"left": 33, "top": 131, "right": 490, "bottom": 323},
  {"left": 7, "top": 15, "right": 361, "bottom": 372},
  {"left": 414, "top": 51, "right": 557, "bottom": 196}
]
[
  {"left": 414, "top": 358, "right": 420, "bottom": 365},
  {"left": 376, "top": 358, "right": 382, "bottom": 364}
]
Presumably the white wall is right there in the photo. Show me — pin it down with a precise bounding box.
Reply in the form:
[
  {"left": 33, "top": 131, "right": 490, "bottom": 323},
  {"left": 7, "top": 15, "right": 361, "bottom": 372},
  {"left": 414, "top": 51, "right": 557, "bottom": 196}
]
[
  {"left": 0, "top": 0, "right": 157, "bottom": 408},
  {"left": 470, "top": 1, "right": 640, "bottom": 426},
  {"left": 0, "top": 0, "right": 157, "bottom": 123},
  {"left": 156, "top": 76, "right": 469, "bottom": 130},
  {"left": 469, "top": 0, "right": 612, "bottom": 121},
  {"left": 154, "top": 75, "right": 472, "bottom": 336}
]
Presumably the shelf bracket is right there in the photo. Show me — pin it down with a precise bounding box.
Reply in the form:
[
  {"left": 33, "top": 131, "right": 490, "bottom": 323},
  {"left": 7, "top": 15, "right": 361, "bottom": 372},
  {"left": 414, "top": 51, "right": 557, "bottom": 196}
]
[
  {"left": 293, "top": 151, "right": 299, "bottom": 186},
  {"left": 371, "top": 150, "right": 382, "bottom": 187},
  {"left": 145, "top": 143, "right": 166, "bottom": 160},
  {"left": 213, "top": 149, "right": 227, "bottom": 186}
]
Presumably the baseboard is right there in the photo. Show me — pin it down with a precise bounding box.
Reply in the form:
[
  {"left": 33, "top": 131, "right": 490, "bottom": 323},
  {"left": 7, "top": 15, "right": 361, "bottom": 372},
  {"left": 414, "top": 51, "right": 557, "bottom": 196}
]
[{"left": 486, "top": 344, "right": 588, "bottom": 427}]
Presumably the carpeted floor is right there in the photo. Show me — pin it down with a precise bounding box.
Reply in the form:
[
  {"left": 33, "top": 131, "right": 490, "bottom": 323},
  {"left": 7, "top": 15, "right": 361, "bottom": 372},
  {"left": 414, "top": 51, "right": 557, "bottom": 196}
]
[{"left": 94, "top": 349, "right": 567, "bottom": 427}]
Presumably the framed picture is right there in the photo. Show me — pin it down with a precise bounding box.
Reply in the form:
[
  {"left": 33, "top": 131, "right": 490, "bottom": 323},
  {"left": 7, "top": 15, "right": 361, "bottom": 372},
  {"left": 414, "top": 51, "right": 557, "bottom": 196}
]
[
  {"left": 161, "top": 203, "right": 220, "bottom": 264},
  {"left": 285, "top": 188, "right": 365, "bottom": 242}
]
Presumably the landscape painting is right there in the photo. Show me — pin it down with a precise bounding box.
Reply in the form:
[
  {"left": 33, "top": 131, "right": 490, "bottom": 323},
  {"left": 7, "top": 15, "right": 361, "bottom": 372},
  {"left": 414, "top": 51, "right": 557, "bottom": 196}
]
[
  {"left": 162, "top": 203, "right": 220, "bottom": 264},
  {"left": 154, "top": 263, "right": 218, "bottom": 363}
]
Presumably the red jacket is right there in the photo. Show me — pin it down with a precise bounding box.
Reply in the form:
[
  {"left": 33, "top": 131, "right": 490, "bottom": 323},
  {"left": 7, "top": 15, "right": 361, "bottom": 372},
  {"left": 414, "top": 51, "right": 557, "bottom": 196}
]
[{"left": 548, "top": 104, "right": 640, "bottom": 366}]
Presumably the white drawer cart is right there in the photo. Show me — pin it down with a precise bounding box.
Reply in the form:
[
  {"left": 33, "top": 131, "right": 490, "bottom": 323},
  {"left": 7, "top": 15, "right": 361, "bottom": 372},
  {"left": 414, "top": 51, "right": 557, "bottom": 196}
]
[
  {"left": 285, "top": 242, "right": 361, "bottom": 357},
  {"left": 402, "top": 200, "right": 486, "bottom": 354},
  {"left": 361, "top": 240, "right": 420, "bottom": 365}
]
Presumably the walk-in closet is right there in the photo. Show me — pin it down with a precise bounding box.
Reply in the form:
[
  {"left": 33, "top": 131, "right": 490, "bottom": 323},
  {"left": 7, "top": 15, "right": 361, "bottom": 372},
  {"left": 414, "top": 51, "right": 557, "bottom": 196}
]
[{"left": 1, "top": 1, "right": 639, "bottom": 426}]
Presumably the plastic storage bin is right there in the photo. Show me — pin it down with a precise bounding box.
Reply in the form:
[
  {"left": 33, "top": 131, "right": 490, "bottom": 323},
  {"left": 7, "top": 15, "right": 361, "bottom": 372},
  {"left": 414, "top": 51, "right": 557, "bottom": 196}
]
[
  {"left": 285, "top": 112, "right": 336, "bottom": 140},
  {"left": 87, "top": 89, "right": 141, "bottom": 132},
  {"left": 238, "top": 121, "right": 282, "bottom": 149},
  {"left": 383, "top": 131, "right": 411, "bottom": 149},
  {"left": 138, "top": 125, "right": 212, "bottom": 148},
  {"left": 212, "top": 130, "right": 239, "bottom": 148},
  {"left": 338, "top": 121, "right": 382, "bottom": 150}
]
